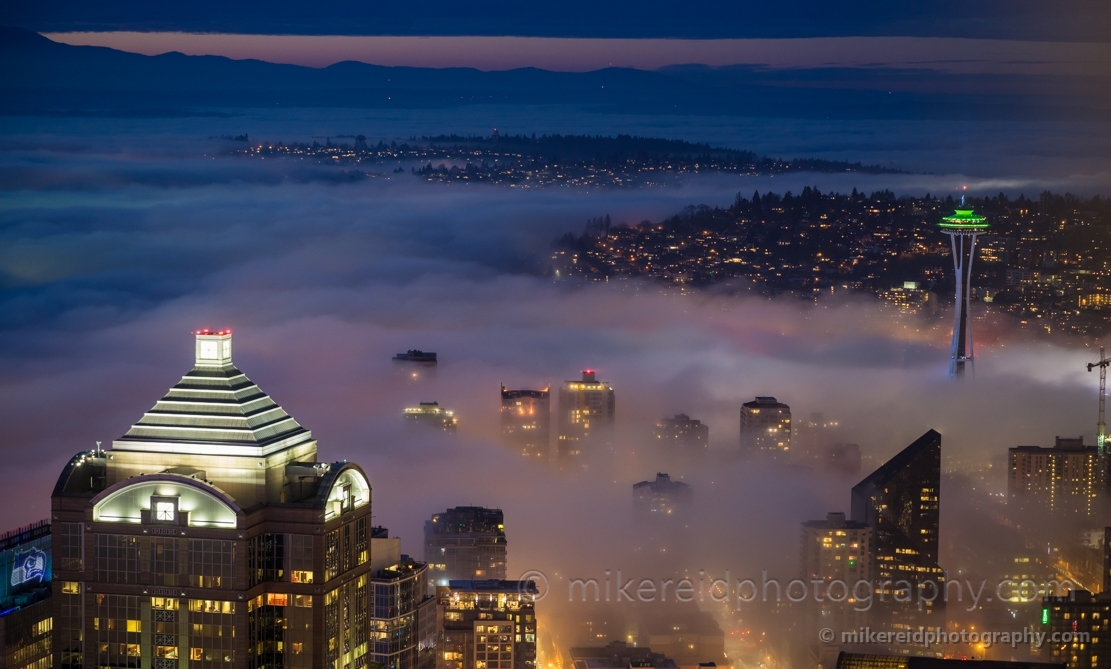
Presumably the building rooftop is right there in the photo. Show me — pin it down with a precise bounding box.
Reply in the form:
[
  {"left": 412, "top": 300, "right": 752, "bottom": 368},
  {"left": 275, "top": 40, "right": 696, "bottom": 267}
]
[
  {"left": 501, "top": 385, "right": 550, "bottom": 399},
  {"left": 742, "top": 396, "right": 789, "bottom": 409},
  {"left": 374, "top": 555, "right": 428, "bottom": 580},
  {"left": 633, "top": 473, "right": 692, "bottom": 496},
  {"left": 447, "top": 579, "right": 539, "bottom": 594},
  {"left": 112, "top": 331, "right": 313, "bottom": 458},
  {"left": 802, "top": 511, "right": 870, "bottom": 530},
  {"left": 563, "top": 370, "right": 612, "bottom": 387},
  {"left": 426, "top": 506, "right": 505, "bottom": 535},
  {"left": 1011, "top": 436, "right": 1093, "bottom": 453},
  {"left": 570, "top": 641, "right": 678, "bottom": 669}
]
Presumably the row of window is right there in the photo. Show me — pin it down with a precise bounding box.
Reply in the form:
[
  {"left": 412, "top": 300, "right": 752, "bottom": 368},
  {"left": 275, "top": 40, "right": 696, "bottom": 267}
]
[{"left": 92, "top": 535, "right": 236, "bottom": 587}]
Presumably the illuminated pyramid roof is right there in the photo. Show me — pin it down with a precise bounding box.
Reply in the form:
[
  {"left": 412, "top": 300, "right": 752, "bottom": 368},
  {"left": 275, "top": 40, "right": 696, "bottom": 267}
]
[{"left": 112, "top": 330, "right": 313, "bottom": 457}]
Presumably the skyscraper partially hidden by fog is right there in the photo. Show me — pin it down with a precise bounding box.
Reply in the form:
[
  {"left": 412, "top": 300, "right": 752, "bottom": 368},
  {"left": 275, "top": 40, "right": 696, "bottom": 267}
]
[
  {"left": 424, "top": 507, "right": 507, "bottom": 585},
  {"left": 851, "top": 429, "right": 945, "bottom": 632},
  {"left": 558, "top": 370, "right": 616, "bottom": 461},
  {"left": 740, "top": 396, "right": 792, "bottom": 457},
  {"left": 403, "top": 401, "right": 458, "bottom": 430},
  {"left": 633, "top": 473, "right": 693, "bottom": 516},
  {"left": 654, "top": 414, "right": 708, "bottom": 453},
  {"left": 799, "top": 512, "right": 872, "bottom": 665},
  {"left": 500, "top": 386, "right": 551, "bottom": 459}
]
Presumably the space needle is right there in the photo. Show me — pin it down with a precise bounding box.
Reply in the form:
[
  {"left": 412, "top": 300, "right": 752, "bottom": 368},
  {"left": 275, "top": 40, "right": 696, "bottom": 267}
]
[{"left": 938, "top": 195, "right": 989, "bottom": 377}]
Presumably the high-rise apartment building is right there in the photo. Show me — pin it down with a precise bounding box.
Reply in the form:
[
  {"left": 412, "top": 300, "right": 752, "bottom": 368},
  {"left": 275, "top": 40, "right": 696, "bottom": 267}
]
[
  {"left": 51, "top": 330, "right": 375, "bottom": 669},
  {"left": 799, "top": 512, "right": 872, "bottom": 648},
  {"left": 499, "top": 387, "right": 550, "bottom": 459},
  {"left": 740, "top": 397, "right": 791, "bottom": 457},
  {"left": 424, "top": 508, "right": 507, "bottom": 585},
  {"left": 800, "top": 512, "right": 872, "bottom": 592},
  {"left": 851, "top": 429, "right": 945, "bottom": 631},
  {"left": 1009, "top": 437, "right": 1101, "bottom": 516},
  {"left": 437, "top": 580, "right": 537, "bottom": 669},
  {"left": 1042, "top": 590, "right": 1111, "bottom": 669},
  {"left": 653, "top": 414, "right": 708, "bottom": 452},
  {"left": 0, "top": 520, "right": 53, "bottom": 669},
  {"left": 557, "top": 371, "right": 615, "bottom": 460}
]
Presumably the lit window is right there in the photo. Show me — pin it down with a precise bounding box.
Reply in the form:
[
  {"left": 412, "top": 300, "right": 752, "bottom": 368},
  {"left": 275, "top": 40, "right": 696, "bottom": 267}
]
[
  {"left": 266, "top": 593, "right": 289, "bottom": 606},
  {"left": 62, "top": 581, "right": 80, "bottom": 594}
]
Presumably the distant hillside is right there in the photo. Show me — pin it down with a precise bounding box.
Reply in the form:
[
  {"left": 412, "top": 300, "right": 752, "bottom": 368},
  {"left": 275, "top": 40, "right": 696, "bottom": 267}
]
[{"left": 0, "top": 27, "right": 1105, "bottom": 122}]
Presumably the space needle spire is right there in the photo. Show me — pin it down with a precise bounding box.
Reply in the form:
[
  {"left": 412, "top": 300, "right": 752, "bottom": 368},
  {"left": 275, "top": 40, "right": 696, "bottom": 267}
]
[{"left": 938, "top": 192, "right": 989, "bottom": 377}]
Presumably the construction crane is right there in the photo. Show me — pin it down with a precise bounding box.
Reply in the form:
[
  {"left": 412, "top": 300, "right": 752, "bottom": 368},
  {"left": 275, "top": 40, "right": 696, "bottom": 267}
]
[{"left": 1088, "top": 346, "right": 1109, "bottom": 455}]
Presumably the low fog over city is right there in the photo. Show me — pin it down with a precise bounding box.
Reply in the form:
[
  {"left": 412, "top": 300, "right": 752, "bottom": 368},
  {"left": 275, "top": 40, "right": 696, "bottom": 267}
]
[{"left": 2, "top": 6, "right": 1110, "bottom": 669}]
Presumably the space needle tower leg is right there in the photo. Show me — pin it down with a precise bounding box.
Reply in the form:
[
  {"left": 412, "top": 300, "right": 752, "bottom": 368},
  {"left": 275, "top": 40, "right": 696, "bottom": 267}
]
[{"left": 948, "top": 233, "right": 963, "bottom": 377}]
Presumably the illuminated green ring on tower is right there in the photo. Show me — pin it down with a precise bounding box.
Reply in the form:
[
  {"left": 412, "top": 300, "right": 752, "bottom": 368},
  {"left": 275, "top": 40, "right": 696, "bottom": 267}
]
[{"left": 938, "top": 208, "right": 989, "bottom": 231}]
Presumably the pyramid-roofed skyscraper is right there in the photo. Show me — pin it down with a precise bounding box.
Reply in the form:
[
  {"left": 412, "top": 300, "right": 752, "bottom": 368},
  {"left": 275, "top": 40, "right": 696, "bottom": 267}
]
[{"left": 51, "top": 330, "right": 383, "bottom": 669}]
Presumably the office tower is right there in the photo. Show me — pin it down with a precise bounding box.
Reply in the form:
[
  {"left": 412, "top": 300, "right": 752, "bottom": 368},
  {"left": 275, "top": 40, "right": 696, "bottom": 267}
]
[
  {"left": 557, "top": 370, "right": 615, "bottom": 460},
  {"left": 0, "top": 520, "right": 52, "bottom": 669},
  {"left": 51, "top": 330, "right": 374, "bottom": 669},
  {"left": 739, "top": 397, "right": 792, "bottom": 457},
  {"left": 938, "top": 200, "right": 989, "bottom": 377},
  {"left": 1042, "top": 590, "right": 1111, "bottom": 668},
  {"left": 404, "top": 402, "right": 458, "bottom": 430},
  {"left": 799, "top": 513, "right": 872, "bottom": 647},
  {"left": 424, "top": 508, "right": 507, "bottom": 584},
  {"left": 437, "top": 580, "right": 537, "bottom": 669},
  {"left": 851, "top": 429, "right": 945, "bottom": 630},
  {"left": 632, "top": 473, "right": 693, "bottom": 516},
  {"left": 368, "top": 528, "right": 437, "bottom": 669},
  {"left": 500, "top": 386, "right": 551, "bottom": 458},
  {"left": 654, "top": 414, "right": 709, "bottom": 452},
  {"left": 1008, "top": 437, "right": 1101, "bottom": 516}
]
